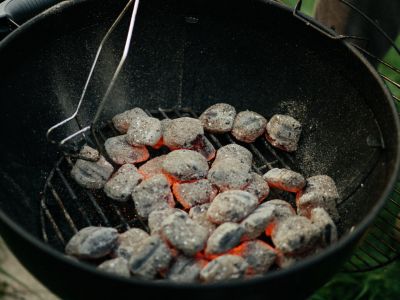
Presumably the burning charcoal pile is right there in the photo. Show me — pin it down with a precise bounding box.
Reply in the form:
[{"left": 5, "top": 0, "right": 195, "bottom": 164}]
[{"left": 67, "top": 104, "right": 339, "bottom": 283}]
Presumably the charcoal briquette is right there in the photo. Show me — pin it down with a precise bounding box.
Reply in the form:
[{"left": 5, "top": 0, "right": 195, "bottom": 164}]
[
  {"left": 232, "top": 111, "right": 267, "bottom": 143},
  {"left": 199, "top": 255, "right": 248, "bottom": 283},
  {"left": 104, "top": 135, "right": 149, "bottom": 165},
  {"left": 104, "top": 164, "right": 143, "bottom": 201},
  {"left": 199, "top": 103, "right": 237, "bottom": 133},
  {"left": 98, "top": 257, "right": 130, "bottom": 277},
  {"left": 263, "top": 168, "right": 305, "bottom": 193},
  {"left": 205, "top": 222, "right": 244, "bottom": 255},
  {"left": 162, "top": 150, "right": 209, "bottom": 181},
  {"left": 265, "top": 114, "right": 302, "bottom": 152},
  {"left": 112, "top": 107, "right": 148, "bottom": 134}
]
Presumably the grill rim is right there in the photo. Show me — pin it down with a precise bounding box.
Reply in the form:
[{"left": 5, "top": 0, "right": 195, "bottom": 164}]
[{"left": 0, "top": 0, "right": 399, "bottom": 290}]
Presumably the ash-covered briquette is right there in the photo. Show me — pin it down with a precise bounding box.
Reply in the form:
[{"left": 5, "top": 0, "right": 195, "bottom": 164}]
[
  {"left": 163, "top": 117, "right": 204, "bottom": 149},
  {"left": 114, "top": 228, "right": 150, "bottom": 259},
  {"left": 243, "top": 172, "right": 270, "bottom": 201},
  {"left": 148, "top": 208, "right": 182, "bottom": 234},
  {"left": 263, "top": 168, "right": 306, "bottom": 193},
  {"left": 208, "top": 158, "right": 252, "bottom": 191},
  {"left": 240, "top": 199, "right": 295, "bottom": 240},
  {"left": 167, "top": 256, "right": 207, "bottom": 283},
  {"left": 71, "top": 146, "right": 114, "bottom": 189},
  {"left": 65, "top": 227, "right": 118, "bottom": 259},
  {"left": 271, "top": 216, "right": 320, "bottom": 255},
  {"left": 296, "top": 175, "right": 339, "bottom": 221},
  {"left": 112, "top": 107, "right": 148, "bottom": 134},
  {"left": 138, "top": 155, "right": 167, "bottom": 179},
  {"left": 79, "top": 145, "right": 100, "bottom": 161},
  {"left": 213, "top": 144, "right": 253, "bottom": 166},
  {"left": 232, "top": 111, "right": 267, "bottom": 143},
  {"left": 199, "top": 103, "right": 237, "bottom": 133},
  {"left": 131, "top": 174, "right": 174, "bottom": 219},
  {"left": 199, "top": 255, "right": 248, "bottom": 283},
  {"left": 205, "top": 222, "right": 245, "bottom": 255},
  {"left": 232, "top": 240, "right": 276, "bottom": 275},
  {"left": 104, "top": 164, "right": 143, "bottom": 201},
  {"left": 126, "top": 117, "right": 162, "bottom": 147},
  {"left": 162, "top": 150, "right": 209, "bottom": 182},
  {"left": 207, "top": 190, "right": 258, "bottom": 224},
  {"left": 265, "top": 114, "right": 302, "bottom": 152},
  {"left": 161, "top": 211, "right": 209, "bottom": 256},
  {"left": 128, "top": 235, "right": 173, "bottom": 279},
  {"left": 104, "top": 135, "right": 149, "bottom": 165},
  {"left": 98, "top": 257, "right": 130, "bottom": 277},
  {"left": 310, "top": 207, "right": 338, "bottom": 247},
  {"left": 191, "top": 135, "right": 216, "bottom": 161},
  {"left": 189, "top": 204, "right": 217, "bottom": 235},
  {"left": 275, "top": 248, "right": 322, "bottom": 269},
  {"left": 173, "top": 179, "right": 217, "bottom": 209}
]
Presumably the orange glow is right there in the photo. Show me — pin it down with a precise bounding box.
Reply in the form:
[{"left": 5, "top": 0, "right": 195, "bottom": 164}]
[
  {"left": 130, "top": 146, "right": 150, "bottom": 163},
  {"left": 152, "top": 138, "right": 164, "bottom": 149},
  {"left": 265, "top": 223, "right": 276, "bottom": 236},
  {"left": 172, "top": 183, "right": 191, "bottom": 209},
  {"left": 268, "top": 181, "right": 301, "bottom": 193}
]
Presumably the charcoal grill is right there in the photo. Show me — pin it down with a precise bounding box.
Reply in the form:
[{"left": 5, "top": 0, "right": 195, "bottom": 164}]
[{"left": 0, "top": 0, "right": 399, "bottom": 299}]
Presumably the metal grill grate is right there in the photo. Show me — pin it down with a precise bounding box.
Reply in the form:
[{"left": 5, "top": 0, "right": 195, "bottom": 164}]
[{"left": 40, "top": 107, "right": 300, "bottom": 251}]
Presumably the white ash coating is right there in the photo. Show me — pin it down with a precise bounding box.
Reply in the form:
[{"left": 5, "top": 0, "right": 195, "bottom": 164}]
[
  {"left": 189, "top": 204, "right": 217, "bottom": 235},
  {"left": 207, "top": 190, "right": 258, "bottom": 224},
  {"left": 98, "top": 257, "right": 130, "bottom": 277},
  {"left": 263, "top": 168, "right": 306, "bottom": 193},
  {"left": 163, "top": 117, "right": 204, "bottom": 149},
  {"left": 265, "top": 114, "right": 302, "bottom": 152},
  {"left": 173, "top": 179, "right": 217, "bottom": 209},
  {"left": 272, "top": 216, "right": 320, "bottom": 255},
  {"left": 200, "top": 255, "right": 248, "bottom": 283},
  {"left": 232, "top": 111, "right": 267, "bottom": 143},
  {"left": 297, "top": 175, "right": 339, "bottom": 221},
  {"left": 112, "top": 107, "right": 148, "bottom": 134},
  {"left": 167, "top": 256, "right": 206, "bottom": 283},
  {"left": 114, "top": 228, "right": 150, "bottom": 259},
  {"left": 240, "top": 199, "right": 295, "bottom": 240},
  {"left": 138, "top": 155, "right": 167, "bottom": 179},
  {"left": 161, "top": 118, "right": 173, "bottom": 135},
  {"left": 148, "top": 208, "right": 182, "bottom": 234},
  {"left": 205, "top": 222, "right": 245, "bottom": 255},
  {"left": 161, "top": 211, "right": 209, "bottom": 256},
  {"left": 104, "top": 135, "right": 149, "bottom": 165},
  {"left": 213, "top": 144, "right": 253, "bottom": 166},
  {"left": 162, "top": 150, "right": 209, "bottom": 181},
  {"left": 208, "top": 158, "right": 252, "bottom": 191},
  {"left": 199, "top": 103, "right": 237, "bottom": 133},
  {"left": 128, "top": 235, "right": 173, "bottom": 279},
  {"left": 65, "top": 227, "right": 118, "bottom": 259},
  {"left": 310, "top": 207, "right": 338, "bottom": 247},
  {"left": 104, "top": 164, "right": 143, "bottom": 201},
  {"left": 236, "top": 240, "right": 276, "bottom": 274},
  {"left": 71, "top": 146, "right": 114, "bottom": 189},
  {"left": 80, "top": 145, "right": 100, "bottom": 161},
  {"left": 131, "top": 174, "right": 174, "bottom": 218},
  {"left": 243, "top": 172, "right": 270, "bottom": 201},
  {"left": 126, "top": 117, "right": 162, "bottom": 147},
  {"left": 191, "top": 135, "right": 216, "bottom": 161}
]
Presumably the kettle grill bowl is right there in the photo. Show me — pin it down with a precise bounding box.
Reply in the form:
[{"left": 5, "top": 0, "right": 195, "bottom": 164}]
[{"left": 0, "top": 0, "right": 398, "bottom": 299}]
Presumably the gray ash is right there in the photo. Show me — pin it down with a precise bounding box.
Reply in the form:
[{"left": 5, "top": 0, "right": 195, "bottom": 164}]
[
  {"left": 163, "top": 117, "right": 204, "bottom": 149},
  {"left": 112, "top": 107, "right": 148, "bottom": 134},
  {"left": 104, "top": 135, "right": 149, "bottom": 165},
  {"left": 65, "top": 227, "right": 118, "bottom": 260},
  {"left": 167, "top": 256, "right": 206, "bottom": 283},
  {"left": 126, "top": 117, "right": 162, "bottom": 147},
  {"left": 199, "top": 103, "right": 236, "bottom": 133},
  {"left": 213, "top": 144, "right": 253, "bottom": 166},
  {"left": 232, "top": 111, "right": 267, "bottom": 143},
  {"left": 199, "top": 255, "right": 248, "bottom": 283},
  {"left": 71, "top": 146, "right": 114, "bottom": 189},
  {"left": 263, "top": 168, "right": 305, "bottom": 193},
  {"left": 243, "top": 172, "right": 270, "bottom": 201},
  {"left": 205, "top": 222, "right": 244, "bottom": 255},
  {"left": 208, "top": 158, "right": 252, "bottom": 191},
  {"left": 114, "top": 228, "right": 149, "bottom": 260},
  {"left": 162, "top": 150, "right": 209, "bottom": 182},
  {"left": 104, "top": 164, "right": 143, "bottom": 201},
  {"left": 265, "top": 114, "right": 302, "bottom": 152},
  {"left": 189, "top": 204, "right": 217, "bottom": 236},
  {"left": 98, "top": 257, "right": 130, "bottom": 277},
  {"left": 131, "top": 174, "right": 174, "bottom": 219},
  {"left": 173, "top": 179, "right": 217, "bottom": 209},
  {"left": 207, "top": 190, "right": 258, "bottom": 224}
]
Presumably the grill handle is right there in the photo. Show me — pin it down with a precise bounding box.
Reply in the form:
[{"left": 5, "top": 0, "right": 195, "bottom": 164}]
[{"left": 0, "top": 0, "right": 60, "bottom": 37}]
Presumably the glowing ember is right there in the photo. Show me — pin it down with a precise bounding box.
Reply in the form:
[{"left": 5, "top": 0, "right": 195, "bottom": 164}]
[
  {"left": 104, "top": 135, "right": 149, "bottom": 165},
  {"left": 68, "top": 105, "right": 340, "bottom": 283},
  {"left": 263, "top": 168, "right": 305, "bottom": 193}
]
